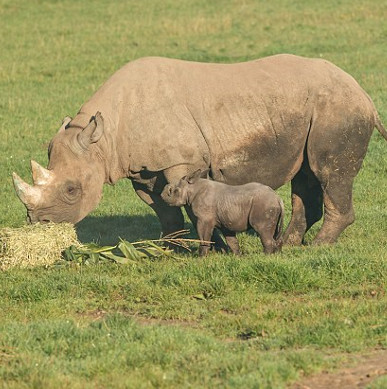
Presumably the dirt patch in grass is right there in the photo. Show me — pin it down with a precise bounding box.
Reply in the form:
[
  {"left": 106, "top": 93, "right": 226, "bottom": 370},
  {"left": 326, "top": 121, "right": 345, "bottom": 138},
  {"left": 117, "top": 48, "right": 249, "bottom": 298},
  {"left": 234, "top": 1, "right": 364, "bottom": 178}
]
[
  {"left": 133, "top": 315, "right": 199, "bottom": 328},
  {"left": 77, "top": 309, "right": 108, "bottom": 321},
  {"left": 77, "top": 309, "right": 199, "bottom": 328},
  {"left": 291, "top": 350, "right": 387, "bottom": 389}
]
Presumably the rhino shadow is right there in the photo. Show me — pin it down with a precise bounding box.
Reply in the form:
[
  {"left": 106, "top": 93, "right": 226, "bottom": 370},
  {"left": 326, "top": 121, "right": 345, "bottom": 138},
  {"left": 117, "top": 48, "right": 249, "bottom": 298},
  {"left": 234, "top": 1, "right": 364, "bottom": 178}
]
[{"left": 75, "top": 214, "right": 195, "bottom": 246}]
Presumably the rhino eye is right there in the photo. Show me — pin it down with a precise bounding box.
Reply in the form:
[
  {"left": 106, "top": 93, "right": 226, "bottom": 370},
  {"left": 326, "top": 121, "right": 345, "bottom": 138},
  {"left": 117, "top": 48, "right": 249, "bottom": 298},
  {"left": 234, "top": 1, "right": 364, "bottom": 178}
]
[{"left": 62, "top": 182, "right": 81, "bottom": 202}]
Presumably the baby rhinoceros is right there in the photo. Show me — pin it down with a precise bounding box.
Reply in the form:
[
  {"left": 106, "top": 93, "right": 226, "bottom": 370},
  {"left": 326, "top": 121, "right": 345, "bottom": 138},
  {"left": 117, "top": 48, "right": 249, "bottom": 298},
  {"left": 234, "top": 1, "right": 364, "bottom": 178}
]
[{"left": 161, "top": 170, "right": 284, "bottom": 256}]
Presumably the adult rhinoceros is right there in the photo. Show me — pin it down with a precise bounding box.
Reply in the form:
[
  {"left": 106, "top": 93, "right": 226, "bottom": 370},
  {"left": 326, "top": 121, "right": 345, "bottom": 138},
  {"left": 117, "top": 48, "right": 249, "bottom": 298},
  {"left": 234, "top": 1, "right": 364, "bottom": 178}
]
[{"left": 13, "top": 54, "right": 386, "bottom": 245}]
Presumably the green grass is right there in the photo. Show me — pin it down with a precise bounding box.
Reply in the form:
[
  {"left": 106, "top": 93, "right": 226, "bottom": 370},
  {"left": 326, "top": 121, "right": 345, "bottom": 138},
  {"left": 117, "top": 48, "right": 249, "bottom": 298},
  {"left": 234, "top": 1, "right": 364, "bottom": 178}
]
[
  {"left": 368, "top": 376, "right": 387, "bottom": 389},
  {"left": 0, "top": 0, "right": 386, "bottom": 387}
]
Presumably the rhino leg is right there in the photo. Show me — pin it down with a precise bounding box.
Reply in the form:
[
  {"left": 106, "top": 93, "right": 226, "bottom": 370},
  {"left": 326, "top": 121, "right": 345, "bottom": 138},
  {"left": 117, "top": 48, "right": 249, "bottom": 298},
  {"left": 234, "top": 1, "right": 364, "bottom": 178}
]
[
  {"left": 220, "top": 228, "right": 240, "bottom": 255},
  {"left": 132, "top": 181, "right": 184, "bottom": 237},
  {"left": 306, "top": 111, "right": 375, "bottom": 244},
  {"left": 184, "top": 205, "right": 229, "bottom": 253},
  {"left": 312, "top": 177, "right": 355, "bottom": 244},
  {"left": 283, "top": 163, "right": 323, "bottom": 245},
  {"left": 257, "top": 231, "right": 277, "bottom": 254},
  {"left": 196, "top": 218, "right": 216, "bottom": 256}
]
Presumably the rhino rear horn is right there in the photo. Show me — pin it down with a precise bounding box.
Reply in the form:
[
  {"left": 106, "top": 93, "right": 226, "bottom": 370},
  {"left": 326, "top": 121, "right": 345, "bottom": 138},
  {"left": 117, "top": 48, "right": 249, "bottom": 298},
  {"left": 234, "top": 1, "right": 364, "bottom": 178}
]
[
  {"left": 31, "top": 160, "right": 54, "bottom": 186},
  {"left": 77, "top": 112, "right": 104, "bottom": 150},
  {"left": 12, "top": 172, "right": 42, "bottom": 207}
]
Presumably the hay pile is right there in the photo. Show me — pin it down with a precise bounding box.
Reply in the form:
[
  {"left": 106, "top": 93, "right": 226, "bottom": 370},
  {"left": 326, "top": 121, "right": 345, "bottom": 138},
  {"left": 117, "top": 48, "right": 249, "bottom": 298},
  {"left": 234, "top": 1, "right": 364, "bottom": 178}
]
[{"left": 0, "top": 223, "right": 79, "bottom": 270}]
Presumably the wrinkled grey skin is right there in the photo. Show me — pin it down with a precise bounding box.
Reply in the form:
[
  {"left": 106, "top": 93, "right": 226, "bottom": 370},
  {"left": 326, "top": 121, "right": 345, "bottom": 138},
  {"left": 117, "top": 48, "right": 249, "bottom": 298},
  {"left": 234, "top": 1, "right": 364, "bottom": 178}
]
[
  {"left": 161, "top": 170, "right": 284, "bottom": 255},
  {"left": 13, "top": 54, "right": 387, "bottom": 246}
]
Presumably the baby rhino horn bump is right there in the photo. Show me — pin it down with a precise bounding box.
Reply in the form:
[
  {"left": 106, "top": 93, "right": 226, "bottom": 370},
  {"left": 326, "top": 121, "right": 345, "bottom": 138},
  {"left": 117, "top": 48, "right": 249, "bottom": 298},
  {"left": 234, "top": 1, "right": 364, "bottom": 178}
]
[
  {"left": 12, "top": 172, "right": 41, "bottom": 206},
  {"left": 31, "top": 160, "right": 54, "bottom": 185}
]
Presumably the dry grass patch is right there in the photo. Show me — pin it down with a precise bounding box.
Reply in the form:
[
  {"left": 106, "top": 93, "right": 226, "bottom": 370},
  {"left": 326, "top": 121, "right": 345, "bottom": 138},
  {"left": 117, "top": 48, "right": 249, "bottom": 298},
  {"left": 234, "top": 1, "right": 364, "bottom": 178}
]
[{"left": 0, "top": 223, "right": 79, "bottom": 270}]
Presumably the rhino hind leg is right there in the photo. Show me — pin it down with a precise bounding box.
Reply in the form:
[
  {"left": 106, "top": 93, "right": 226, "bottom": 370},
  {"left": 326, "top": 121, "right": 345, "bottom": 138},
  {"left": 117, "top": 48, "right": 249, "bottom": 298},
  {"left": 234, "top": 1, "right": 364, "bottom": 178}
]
[
  {"left": 306, "top": 115, "right": 373, "bottom": 244},
  {"left": 312, "top": 176, "right": 355, "bottom": 245},
  {"left": 283, "top": 162, "right": 323, "bottom": 245},
  {"left": 250, "top": 216, "right": 282, "bottom": 255},
  {"left": 258, "top": 231, "right": 279, "bottom": 254}
]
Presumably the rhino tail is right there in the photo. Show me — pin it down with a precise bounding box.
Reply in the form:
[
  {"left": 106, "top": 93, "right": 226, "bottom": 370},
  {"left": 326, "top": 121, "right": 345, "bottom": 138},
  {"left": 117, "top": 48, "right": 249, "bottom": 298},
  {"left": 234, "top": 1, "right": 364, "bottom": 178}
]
[
  {"left": 362, "top": 90, "right": 387, "bottom": 141},
  {"left": 375, "top": 113, "right": 387, "bottom": 141}
]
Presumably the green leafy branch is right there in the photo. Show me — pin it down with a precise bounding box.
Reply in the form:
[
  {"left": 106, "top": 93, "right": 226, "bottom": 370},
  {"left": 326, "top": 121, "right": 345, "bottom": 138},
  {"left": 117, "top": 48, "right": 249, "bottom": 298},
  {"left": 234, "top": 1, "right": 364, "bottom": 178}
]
[{"left": 61, "top": 230, "right": 210, "bottom": 265}]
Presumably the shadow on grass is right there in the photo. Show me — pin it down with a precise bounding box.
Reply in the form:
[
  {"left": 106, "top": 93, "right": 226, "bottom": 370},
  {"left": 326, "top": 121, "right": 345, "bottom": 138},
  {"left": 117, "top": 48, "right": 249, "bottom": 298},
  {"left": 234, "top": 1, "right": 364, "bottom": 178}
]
[
  {"left": 76, "top": 214, "right": 195, "bottom": 246},
  {"left": 76, "top": 215, "right": 160, "bottom": 245}
]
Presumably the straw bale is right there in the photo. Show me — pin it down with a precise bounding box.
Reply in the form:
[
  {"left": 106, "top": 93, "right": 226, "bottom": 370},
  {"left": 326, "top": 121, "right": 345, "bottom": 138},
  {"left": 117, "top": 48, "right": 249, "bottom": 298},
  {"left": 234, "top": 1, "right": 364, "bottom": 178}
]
[{"left": 0, "top": 223, "right": 79, "bottom": 270}]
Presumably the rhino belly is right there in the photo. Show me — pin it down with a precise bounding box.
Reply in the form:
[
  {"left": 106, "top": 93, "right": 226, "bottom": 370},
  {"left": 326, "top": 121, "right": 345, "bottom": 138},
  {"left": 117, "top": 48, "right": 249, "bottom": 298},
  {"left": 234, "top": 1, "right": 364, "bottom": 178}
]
[
  {"left": 215, "top": 137, "right": 306, "bottom": 189},
  {"left": 208, "top": 116, "right": 310, "bottom": 189}
]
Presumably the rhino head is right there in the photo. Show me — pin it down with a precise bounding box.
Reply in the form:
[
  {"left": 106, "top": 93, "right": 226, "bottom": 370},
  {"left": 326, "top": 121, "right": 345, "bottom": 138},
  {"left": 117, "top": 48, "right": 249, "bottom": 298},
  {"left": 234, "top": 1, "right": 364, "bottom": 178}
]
[{"left": 13, "top": 112, "right": 106, "bottom": 224}]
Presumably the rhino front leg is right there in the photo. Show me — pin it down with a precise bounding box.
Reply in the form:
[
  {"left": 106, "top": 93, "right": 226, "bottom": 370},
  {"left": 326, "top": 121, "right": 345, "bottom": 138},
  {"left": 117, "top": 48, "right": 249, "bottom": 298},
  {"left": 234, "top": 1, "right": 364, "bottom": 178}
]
[
  {"left": 196, "top": 218, "right": 216, "bottom": 256},
  {"left": 184, "top": 205, "right": 229, "bottom": 253},
  {"left": 220, "top": 228, "right": 240, "bottom": 255},
  {"left": 132, "top": 181, "right": 184, "bottom": 237}
]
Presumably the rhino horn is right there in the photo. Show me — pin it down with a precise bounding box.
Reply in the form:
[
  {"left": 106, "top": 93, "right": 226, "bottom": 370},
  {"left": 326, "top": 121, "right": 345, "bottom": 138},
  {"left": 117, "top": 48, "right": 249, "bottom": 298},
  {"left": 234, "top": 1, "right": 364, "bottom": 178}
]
[
  {"left": 77, "top": 112, "right": 104, "bottom": 150},
  {"left": 31, "top": 160, "right": 54, "bottom": 186},
  {"left": 58, "top": 116, "right": 72, "bottom": 134},
  {"left": 12, "top": 172, "right": 41, "bottom": 207}
]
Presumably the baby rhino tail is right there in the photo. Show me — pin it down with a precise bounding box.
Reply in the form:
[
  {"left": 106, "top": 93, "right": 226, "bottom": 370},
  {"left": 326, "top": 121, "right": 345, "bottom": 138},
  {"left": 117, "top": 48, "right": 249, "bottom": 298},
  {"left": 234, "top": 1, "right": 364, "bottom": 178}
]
[{"left": 274, "top": 198, "right": 285, "bottom": 249}]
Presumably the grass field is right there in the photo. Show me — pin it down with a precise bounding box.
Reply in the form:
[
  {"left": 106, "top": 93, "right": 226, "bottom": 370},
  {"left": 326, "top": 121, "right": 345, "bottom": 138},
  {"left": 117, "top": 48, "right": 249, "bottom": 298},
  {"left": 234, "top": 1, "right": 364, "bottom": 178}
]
[{"left": 0, "top": 0, "right": 386, "bottom": 387}]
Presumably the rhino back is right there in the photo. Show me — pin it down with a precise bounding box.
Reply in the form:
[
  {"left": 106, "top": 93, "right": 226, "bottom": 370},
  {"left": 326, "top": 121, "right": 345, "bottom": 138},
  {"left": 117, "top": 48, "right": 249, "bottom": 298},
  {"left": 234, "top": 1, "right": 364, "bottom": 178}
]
[{"left": 70, "top": 55, "right": 372, "bottom": 186}]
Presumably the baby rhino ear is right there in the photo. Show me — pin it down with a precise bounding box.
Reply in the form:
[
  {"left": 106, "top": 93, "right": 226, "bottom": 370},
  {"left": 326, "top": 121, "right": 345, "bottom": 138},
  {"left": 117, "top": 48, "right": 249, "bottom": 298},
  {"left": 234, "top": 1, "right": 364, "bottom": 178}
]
[
  {"left": 185, "top": 168, "right": 210, "bottom": 183},
  {"left": 185, "top": 169, "right": 202, "bottom": 184}
]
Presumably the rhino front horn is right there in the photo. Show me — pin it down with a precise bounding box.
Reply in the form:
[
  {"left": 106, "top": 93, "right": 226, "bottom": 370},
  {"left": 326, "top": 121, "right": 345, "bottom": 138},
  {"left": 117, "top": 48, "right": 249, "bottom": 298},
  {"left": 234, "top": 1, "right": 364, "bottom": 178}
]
[
  {"left": 31, "top": 160, "right": 54, "bottom": 185},
  {"left": 12, "top": 172, "right": 41, "bottom": 207}
]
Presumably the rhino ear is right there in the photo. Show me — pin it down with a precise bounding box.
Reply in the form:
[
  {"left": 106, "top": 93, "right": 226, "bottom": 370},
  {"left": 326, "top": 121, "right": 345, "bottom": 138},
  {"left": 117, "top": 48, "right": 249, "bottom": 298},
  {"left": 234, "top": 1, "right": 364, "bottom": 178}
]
[
  {"left": 77, "top": 112, "right": 104, "bottom": 150},
  {"left": 58, "top": 116, "right": 72, "bottom": 133},
  {"left": 186, "top": 169, "right": 203, "bottom": 184}
]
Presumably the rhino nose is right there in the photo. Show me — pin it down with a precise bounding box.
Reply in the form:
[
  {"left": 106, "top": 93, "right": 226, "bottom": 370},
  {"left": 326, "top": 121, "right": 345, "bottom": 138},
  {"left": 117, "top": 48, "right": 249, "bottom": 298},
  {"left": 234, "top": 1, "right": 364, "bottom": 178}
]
[
  {"left": 26, "top": 213, "right": 49, "bottom": 224},
  {"left": 26, "top": 214, "right": 41, "bottom": 224}
]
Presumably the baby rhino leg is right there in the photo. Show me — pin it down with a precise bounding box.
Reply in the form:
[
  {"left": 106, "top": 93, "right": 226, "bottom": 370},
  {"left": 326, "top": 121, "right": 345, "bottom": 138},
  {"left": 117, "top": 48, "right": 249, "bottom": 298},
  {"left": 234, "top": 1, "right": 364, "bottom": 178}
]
[
  {"left": 196, "top": 218, "right": 216, "bottom": 256},
  {"left": 221, "top": 228, "right": 241, "bottom": 255},
  {"left": 258, "top": 231, "right": 278, "bottom": 254},
  {"left": 249, "top": 202, "right": 281, "bottom": 255}
]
